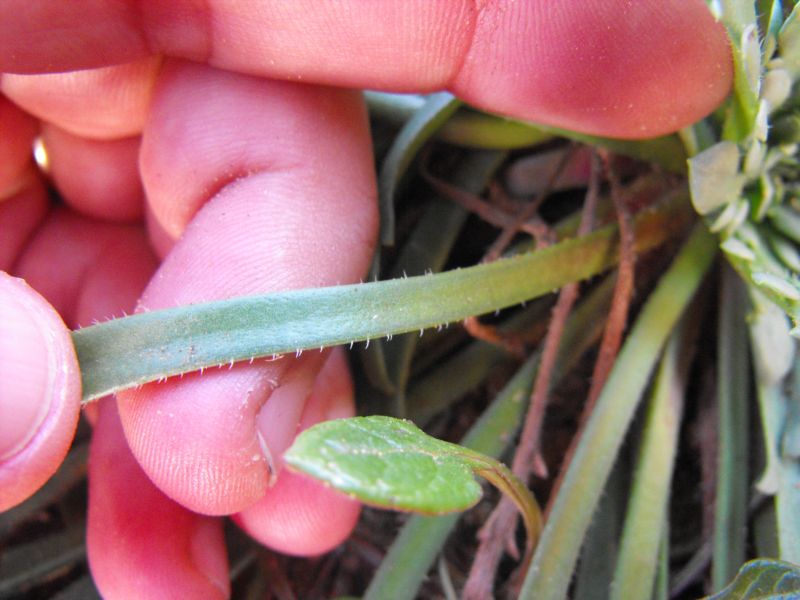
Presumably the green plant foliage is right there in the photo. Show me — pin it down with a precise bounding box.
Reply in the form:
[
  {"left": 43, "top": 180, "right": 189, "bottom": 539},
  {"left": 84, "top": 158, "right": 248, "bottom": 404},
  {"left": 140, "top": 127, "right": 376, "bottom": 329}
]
[
  {"left": 779, "top": 6, "right": 800, "bottom": 77},
  {"left": 688, "top": 3, "right": 800, "bottom": 330},
  {"left": 704, "top": 559, "right": 800, "bottom": 599},
  {"left": 283, "top": 415, "right": 541, "bottom": 545},
  {"left": 73, "top": 197, "right": 690, "bottom": 402},
  {"left": 377, "top": 92, "right": 461, "bottom": 246},
  {"left": 707, "top": 0, "right": 759, "bottom": 141},
  {"left": 25, "top": 4, "right": 800, "bottom": 597},
  {"left": 284, "top": 416, "right": 484, "bottom": 513},
  {"left": 365, "top": 91, "right": 687, "bottom": 172},
  {"left": 520, "top": 225, "right": 718, "bottom": 600},
  {"left": 712, "top": 269, "right": 752, "bottom": 590},
  {"left": 689, "top": 142, "right": 744, "bottom": 214},
  {"left": 610, "top": 316, "right": 695, "bottom": 600},
  {"left": 363, "top": 277, "right": 615, "bottom": 600}
]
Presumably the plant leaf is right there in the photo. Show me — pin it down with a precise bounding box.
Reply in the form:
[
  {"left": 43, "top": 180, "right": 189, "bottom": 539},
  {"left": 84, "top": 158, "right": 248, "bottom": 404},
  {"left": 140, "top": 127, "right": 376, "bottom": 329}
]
[
  {"left": 704, "top": 559, "right": 800, "bottom": 599},
  {"left": 688, "top": 142, "right": 744, "bottom": 215},
  {"left": 721, "top": 222, "right": 800, "bottom": 329},
  {"left": 284, "top": 416, "right": 484, "bottom": 513},
  {"left": 611, "top": 313, "right": 696, "bottom": 600},
  {"left": 779, "top": 6, "right": 800, "bottom": 78},
  {"left": 520, "top": 224, "right": 718, "bottom": 600},
  {"left": 775, "top": 365, "right": 800, "bottom": 563},
  {"left": 363, "top": 275, "right": 615, "bottom": 600},
  {"left": 381, "top": 150, "right": 505, "bottom": 413},
  {"left": 710, "top": 0, "right": 760, "bottom": 141},
  {"left": 284, "top": 416, "right": 541, "bottom": 547},
  {"left": 73, "top": 195, "right": 692, "bottom": 402},
  {"left": 438, "top": 109, "right": 553, "bottom": 149},
  {"left": 365, "top": 91, "right": 686, "bottom": 171},
  {"left": 377, "top": 92, "right": 461, "bottom": 246},
  {"left": 528, "top": 123, "right": 687, "bottom": 174},
  {"left": 759, "top": 0, "right": 784, "bottom": 61},
  {"left": 712, "top": 267, "right": 751, "bottom": 590}
]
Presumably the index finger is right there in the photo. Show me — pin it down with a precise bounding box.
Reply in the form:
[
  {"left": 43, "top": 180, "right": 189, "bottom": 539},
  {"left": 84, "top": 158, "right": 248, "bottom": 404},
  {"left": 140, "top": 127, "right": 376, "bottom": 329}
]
[{"left": 0, "top": 0, "right": 732, "bottom": 138}]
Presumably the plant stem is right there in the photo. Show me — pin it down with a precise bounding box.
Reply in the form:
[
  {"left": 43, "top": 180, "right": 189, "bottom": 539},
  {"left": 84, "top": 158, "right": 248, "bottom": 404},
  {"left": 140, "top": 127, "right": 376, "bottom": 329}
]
[{"left": 472, "top": 459, "right": 543, "bottom": 554}]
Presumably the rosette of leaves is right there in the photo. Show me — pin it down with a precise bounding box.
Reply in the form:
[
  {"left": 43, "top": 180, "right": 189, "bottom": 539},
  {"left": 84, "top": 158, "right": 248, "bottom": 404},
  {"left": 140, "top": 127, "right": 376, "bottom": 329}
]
[
  {"left": 690, "top": 1, "right": 800, "bottom": 334},
  {"left": 686, "top": 4, "right": 800, "bottom": 595}
]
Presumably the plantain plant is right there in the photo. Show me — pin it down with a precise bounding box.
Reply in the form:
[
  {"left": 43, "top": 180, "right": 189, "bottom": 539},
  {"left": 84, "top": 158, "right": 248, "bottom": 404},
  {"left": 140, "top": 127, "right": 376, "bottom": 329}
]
[{"left": 8, "top": 1, "right": 800, "bottom": 598}]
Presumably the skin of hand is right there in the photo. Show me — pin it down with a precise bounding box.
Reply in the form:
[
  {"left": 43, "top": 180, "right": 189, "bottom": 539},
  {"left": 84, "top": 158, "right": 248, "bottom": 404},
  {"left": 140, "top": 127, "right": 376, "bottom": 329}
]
[{"left": 0, "top": 1, "right": 732, "bottom": 597}]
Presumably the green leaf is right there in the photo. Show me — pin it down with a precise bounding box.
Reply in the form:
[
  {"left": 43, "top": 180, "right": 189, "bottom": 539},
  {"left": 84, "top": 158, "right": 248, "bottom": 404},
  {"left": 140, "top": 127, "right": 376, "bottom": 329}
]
[
  {"left": 721, "top": 222, "right": 800, "bottom": 328},
  {"left": 689, "top": 141, "right": 744, "bottom": 214},
  {"left": 520, "top": 224, "right": 718, "bottom": 600},
  {"left": 364, "top": 91, "right": 425, "bottom": 124},
  {"left": 529, "top": 124, "right": 687, "bottom": 174},
  {"left": 707, "top": 0, "right": 757, "bottom": 33},
  {"left": 377, "top": 92, "right": 462, "bottom": 246},
  {"left": 775, "top": 365, "right": 800, "bottom": 563},
  {"left": 365, "top": 91, "right": 686, "bottom": 171},
  {"left": 779, "top": 6, "right": 800, "bottom": 78},
  {"left": 73, "top": 196, "right": 692, "bottom": 402},
  {"left": 363, "top": 275, "right": 615, "bottom": 600},
  {"left": 439, "top": 109, "right": 688, "bottom": 170},
  {"left": 438, "top": 109, "right": 553, "bottom": 149},
  {"left": 284, "top": 416, "right": 541, "bottom": 545},
  {"left": 381, "top": 150, "right": 505, "bottom": 413},
  {"left": 704, "top": 559, "right": 800, "bottom": 599},
  {"left": 713, "top": 267, "right": 751, "bottom": 590},
  {"left": 284, "top": 416, "right": 483, "bottom": 513},
  {"left": 759, "top": 0, "right": 784, "bottom": 61},
  {"left": 713, "top": 1, "right": 761, "bottom": 141},
  {"left": 611, "top": 315, "right": 696, "bottom": 600},
  {"left": 749, "top": 290, "right": 795, "bottom": 387}
]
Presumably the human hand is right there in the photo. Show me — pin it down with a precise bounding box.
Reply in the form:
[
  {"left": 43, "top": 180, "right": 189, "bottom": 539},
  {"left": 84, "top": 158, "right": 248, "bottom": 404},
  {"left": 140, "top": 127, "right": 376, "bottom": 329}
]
[{"left": 0, "top": 1, "right": 732, "bottom": 597}]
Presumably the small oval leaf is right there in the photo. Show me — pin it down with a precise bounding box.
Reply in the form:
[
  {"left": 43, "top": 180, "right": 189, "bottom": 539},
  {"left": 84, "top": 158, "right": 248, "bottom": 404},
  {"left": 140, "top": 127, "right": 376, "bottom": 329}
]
[
  {"left": 689, "top": 141, "right": 744, "bottom": 215},
  {"left": 284, "top": 416, "right": 484, "bottom": 514},
  {"left": 704, "top": 559, "right": 800, "bottom": 599}
]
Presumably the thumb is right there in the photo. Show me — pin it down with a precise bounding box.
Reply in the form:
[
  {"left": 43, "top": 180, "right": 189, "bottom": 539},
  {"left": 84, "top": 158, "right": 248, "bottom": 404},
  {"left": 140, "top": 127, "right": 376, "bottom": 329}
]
[{"left": 0, "top": 273, "right": 81, "bottom": 510}]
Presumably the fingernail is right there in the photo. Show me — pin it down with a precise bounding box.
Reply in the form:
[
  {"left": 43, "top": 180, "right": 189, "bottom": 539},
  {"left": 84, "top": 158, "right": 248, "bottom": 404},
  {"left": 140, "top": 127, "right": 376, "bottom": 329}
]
[
  {"left": 256, "top": 429, "right": 277, "bottom": 487},
  {"left": 0, "top": 277, "right": 55, "bottom": 460}
]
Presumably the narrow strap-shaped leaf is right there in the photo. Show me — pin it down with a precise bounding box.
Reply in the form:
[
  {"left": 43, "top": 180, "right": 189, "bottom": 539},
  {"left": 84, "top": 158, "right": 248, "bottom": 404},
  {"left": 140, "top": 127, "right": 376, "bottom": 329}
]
[
  {"left": 364, "top": 91, "right": 426, "bottom": 124},
  {"left": 377, "top": 92, "right": 461, "bottom": 246},
  {"left": 363, "top": 271, "right": 616, "bottom": 600},
  {"left": 361, "top": 194, "right": 471, "bottom": 399},
  {"left": 714, "top": 0, "right": 760, "bottom": 142},
  {"left": 408, "top": 274, "right": 614, "bottom": 426},
  {"left": 382, "top": 150, "right": 506, "bottom": 413},
  {"left": 520, "top": 224, "right": 717, "bottom": 600},
  {"left": 572, "top": 462, "right": 625, "bottom": 600},
  {"left": 365, "top": 91, "right": 686, "bottom": 172},
  {"left": 73, "top": 196, "right": 692, "bottom": 402},
  {"left": 611, "top": 314, "right": 696, "bottom": 600},
  {"left": 436, "top": 108, "right": 553, "bottom": 149},
  {"left": 775, "top": 364, "right": 800, "bottom": 563},
  {"left": 712, "top": 267, "right": 752, "bottom": 590}
]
